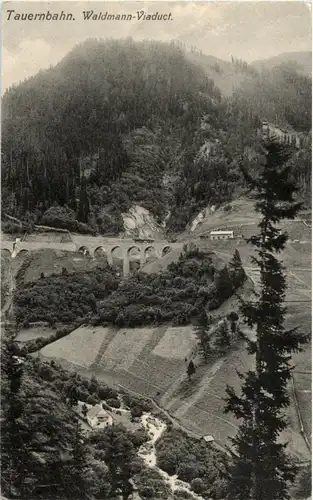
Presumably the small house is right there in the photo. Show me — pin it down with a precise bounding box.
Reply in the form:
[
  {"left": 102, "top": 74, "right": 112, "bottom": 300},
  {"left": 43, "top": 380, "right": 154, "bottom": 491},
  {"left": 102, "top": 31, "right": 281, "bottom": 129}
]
[
  {"left": 210, "top": 230, "right": 234, "bottom": 240},
  {"left": 87, "top": 404, "right": 113, "bottom": 429},
  {"left": 202, "top": 435, "right": 215, "bottom": 443}
]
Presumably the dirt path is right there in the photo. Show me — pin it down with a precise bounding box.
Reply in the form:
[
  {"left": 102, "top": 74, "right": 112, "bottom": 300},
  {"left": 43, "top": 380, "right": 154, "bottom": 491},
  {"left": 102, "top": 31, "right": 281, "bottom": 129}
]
[
  {"left": 288, "top": 270, "right": 312, "bottom": 294},
  {"left": 138, "top": 413, "right": 205, "bottom": 499}
]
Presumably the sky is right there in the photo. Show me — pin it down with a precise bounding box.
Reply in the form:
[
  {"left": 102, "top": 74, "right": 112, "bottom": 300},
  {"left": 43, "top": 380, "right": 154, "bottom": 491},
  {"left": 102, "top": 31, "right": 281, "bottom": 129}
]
[{"left": 2, "top": 1, "right": 312, "bottom": 90}]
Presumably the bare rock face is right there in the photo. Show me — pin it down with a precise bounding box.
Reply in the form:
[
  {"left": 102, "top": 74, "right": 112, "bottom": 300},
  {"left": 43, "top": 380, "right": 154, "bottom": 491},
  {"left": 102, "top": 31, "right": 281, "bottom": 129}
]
[
  {"left": 121, "top": 205, "right": 166, "bottom": 239},
  {"left": 190, "top": 206, "right": 216, "bottom": 233}
]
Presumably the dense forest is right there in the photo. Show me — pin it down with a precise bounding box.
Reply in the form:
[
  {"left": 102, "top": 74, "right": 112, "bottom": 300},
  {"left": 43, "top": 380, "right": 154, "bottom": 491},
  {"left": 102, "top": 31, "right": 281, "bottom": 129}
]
[
  {"left": 1, "top": 39, "right": 311, "bottom": 236},
  {"left": 14, "top": 246, "right": 246, "bottom": 329},
  {"left": 231, "top": 63, "right": 312, "bottom": 133}
]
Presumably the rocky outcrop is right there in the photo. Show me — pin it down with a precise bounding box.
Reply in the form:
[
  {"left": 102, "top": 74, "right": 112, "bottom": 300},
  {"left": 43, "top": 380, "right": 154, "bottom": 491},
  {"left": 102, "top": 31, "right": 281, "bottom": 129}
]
[
  {"left": 121, "top": 205, "right": 166, "bottom": 239},
  {"left": 190, "top": 206, "right": 216, "bottom": 233}
]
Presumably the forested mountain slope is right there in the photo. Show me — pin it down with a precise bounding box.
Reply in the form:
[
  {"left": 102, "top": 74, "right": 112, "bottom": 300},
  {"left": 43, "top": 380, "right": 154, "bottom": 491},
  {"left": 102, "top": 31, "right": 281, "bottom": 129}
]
[
  {"left": 185, "top": 50, "right": 257, "bottom": 97},
  {"left": 1, "top": 39, "right": 311, "bottom": 236},
  {"left": 252, "top": 51, "right": 312, "bottom": 77},
  {"left": 232, "top": 63, "right": 312, "bottom": 132}
]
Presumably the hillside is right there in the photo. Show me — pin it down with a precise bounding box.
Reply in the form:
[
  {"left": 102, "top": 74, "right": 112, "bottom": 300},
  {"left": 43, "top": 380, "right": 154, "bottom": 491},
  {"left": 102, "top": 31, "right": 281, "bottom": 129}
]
[
  {"left": 232, "top": 63, "right": 311, "bottom": 133},
  {"left": 1, "top": 39, "right": 224, "bottom": 236},
  {"left": 252, "top": 51, "right": 312, "bottom": 77},
  {"left": 185, "top": 51, "right": 257, "bottom": 97},
  {"left": 2, "top": 39, "right": 311, "bottom": 237}
]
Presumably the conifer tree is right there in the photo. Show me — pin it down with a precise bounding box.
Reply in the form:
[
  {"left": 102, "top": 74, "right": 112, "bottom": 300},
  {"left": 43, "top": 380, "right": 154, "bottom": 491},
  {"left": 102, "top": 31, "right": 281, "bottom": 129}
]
[
  {"left": 77, "top": 176, "right": 90, "bottom": 223},
  {"left": 224, "top": 140, "right": 308, "bottom": 500},
  {"left": 214, "top": 266, "right": 233, "bottom": 301},
  {"left": 187, "top": 360, "right": 196, "bottom": 380},
  {"left": 195, "top": 310, "right": 213, "bottom": 362},
  {"left": 227, "top": 311, "right": 239, "bottom": 337},
  {"left": 215, "top": 320, "right": 231, "bottom": 353},
  {"left": 229, "top": 249, "right": 246, "bottom": 290}
]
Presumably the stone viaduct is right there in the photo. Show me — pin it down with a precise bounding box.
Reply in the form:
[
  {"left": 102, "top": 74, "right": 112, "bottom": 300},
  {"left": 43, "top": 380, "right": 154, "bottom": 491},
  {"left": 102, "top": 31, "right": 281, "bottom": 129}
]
[{"left": 0, "top": 235, "right": 181, "bottom": 276}]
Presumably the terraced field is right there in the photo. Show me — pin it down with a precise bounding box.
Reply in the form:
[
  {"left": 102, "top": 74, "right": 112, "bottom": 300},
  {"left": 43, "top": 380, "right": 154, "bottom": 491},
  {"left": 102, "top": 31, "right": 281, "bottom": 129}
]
[{"left": 39, "top": 316, "right": 311, "bottom": 461}]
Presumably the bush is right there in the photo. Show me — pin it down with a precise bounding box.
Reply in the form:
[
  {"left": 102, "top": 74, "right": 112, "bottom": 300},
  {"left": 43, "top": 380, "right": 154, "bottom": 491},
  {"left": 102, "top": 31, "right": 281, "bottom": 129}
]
[
  {"left": 87, "top": 395, "right": 99, "bottom": 405},
  {"left": 41, "top": 205, "right": 95, "bottom": 234},
  {"left": 128, "top": 398, "right": 153, "bottom": 413},
  {"left": 190, "top": 478, "right": 205, "bottom": 494},
  {"left": 130, "top": 405, "right": 144, "bottom": 419},
  {"left": 174, "top": 490, "right": 194, "bottom": 499},
  {"left": 157, "top": 451, "right": 177, "bottom": 475},
  {"left": 140, "top": 485, "right": 156, "bottom": 498},
  {"left": 106, "top": 398, "right": 121, "bottom": 408},
  {"left": 2, "top": 221, "right": 24, "bottom": 234},
  {"left": 38, "top": 364, "right": 55, "bottom": 381},
  {"left": 177, "top": 463, "right": 199, "bottom": 483},
  {"left": 130, "top": 429, "right": 149, "bottom": 448},
  {"left": 98, "top": 385, "right": 118, "bottom": 401},
  {"left": 96, "top": 207, "right": 124, "bottom": 235},
  {"left": 223, "top": 204, "right": 232, "bottom": 212},
  {"left": 76, "top": 387, "right": 90, "bottom": 402},
  {"left": 81, "top": 404, "right": 88, "bottom": 417}
]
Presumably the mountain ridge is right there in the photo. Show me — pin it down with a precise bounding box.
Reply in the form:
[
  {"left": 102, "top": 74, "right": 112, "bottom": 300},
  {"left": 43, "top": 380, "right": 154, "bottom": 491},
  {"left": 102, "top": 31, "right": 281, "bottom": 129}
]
[
  {"left": 251, "top": 50, "right": 312, "bottom": 76},
  {"left": 1, "top": 39, "right": 311, "bottom": 238}
]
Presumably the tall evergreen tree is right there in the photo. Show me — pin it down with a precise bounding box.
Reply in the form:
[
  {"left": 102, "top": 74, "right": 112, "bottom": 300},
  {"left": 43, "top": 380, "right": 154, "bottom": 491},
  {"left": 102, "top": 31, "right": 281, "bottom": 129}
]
[
  {"left": 77, "top": 176, "right": 90, "bottom": 223},
  {"left": 195, "top": 310, "right": 213, "bottom": 362},
  {"left": 229, "top": 249, "right": 246, "bottom": 290},
  {"left": 215, "top": 320, "right": 231, "bottom": 353},
  {"left": 224, "top": 140, "right": 308, "bottom": 500},
  {"left": 227, "top": 311, "right": 239, "bottom": 337},
  {"left": 214, "top": 266, "right": 233, "bottom": 302},
  {"left": 187, "top": 360, "right": 196, "bottom": 380}
]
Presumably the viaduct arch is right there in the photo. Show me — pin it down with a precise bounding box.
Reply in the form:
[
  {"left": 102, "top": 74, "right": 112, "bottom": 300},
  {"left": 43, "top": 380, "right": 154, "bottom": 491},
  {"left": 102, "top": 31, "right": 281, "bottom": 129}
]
[{"left": 1, "top": 238, "right": 177, "bottom": 276}]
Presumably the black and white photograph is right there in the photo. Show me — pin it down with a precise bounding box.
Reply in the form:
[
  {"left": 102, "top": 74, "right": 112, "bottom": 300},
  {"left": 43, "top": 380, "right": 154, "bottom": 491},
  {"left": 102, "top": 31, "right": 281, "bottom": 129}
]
[{"left": 1, "top": 2, "right": 312, "bottom": 499}]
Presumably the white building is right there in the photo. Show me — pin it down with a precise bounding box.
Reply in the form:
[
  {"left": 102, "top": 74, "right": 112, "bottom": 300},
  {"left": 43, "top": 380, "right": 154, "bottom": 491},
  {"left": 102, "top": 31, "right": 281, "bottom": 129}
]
[
  {"left": 87, "top": 404, "right": 113, "bottom": 429},
  {"left": 203, "top": 435, "right": 215, "bottom": 443},
  {"left": 210, "top": 230, "right": 234, "bottom": 240}
]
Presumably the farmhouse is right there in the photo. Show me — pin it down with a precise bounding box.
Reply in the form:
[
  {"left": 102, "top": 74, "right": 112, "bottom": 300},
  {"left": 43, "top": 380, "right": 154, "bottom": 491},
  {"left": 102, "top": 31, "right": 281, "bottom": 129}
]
[
  {"left": 87, "top": 404, "right": 113, "bottom": 429},
  {"left": 210, "top": 230, "right": 234, "bottom": 240}
]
